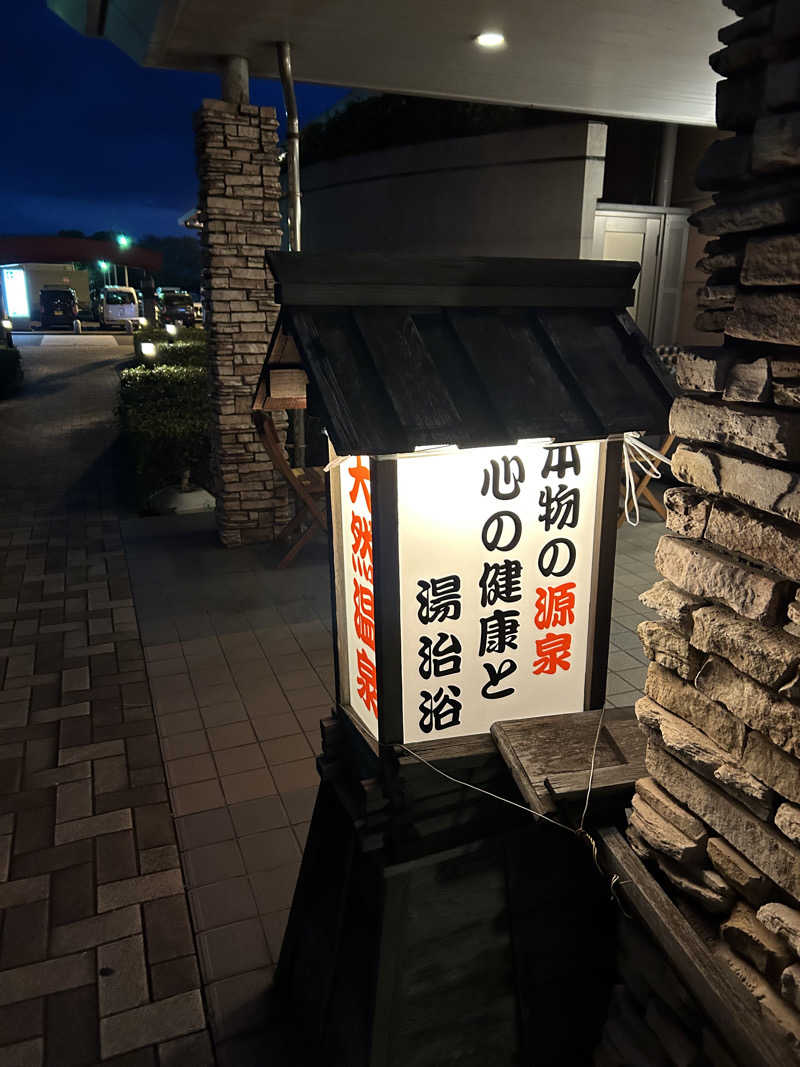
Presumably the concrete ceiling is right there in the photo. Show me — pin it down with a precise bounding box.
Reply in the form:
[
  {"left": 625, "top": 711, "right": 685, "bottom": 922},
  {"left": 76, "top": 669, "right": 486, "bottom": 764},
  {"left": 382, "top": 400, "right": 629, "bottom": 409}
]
[{"left": 50, "top": 0, "right": 723, "bottom": 125}]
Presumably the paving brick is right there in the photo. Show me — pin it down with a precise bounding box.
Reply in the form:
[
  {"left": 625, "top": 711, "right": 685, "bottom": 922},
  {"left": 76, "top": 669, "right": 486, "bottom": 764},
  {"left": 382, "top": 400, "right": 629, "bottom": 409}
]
[
  {"left": 249, "top": 713, "right": 298, "bottom": 742},
  {"left": 94, "top": 754, "right": 128, "bottom": 794},
  {"left": 0, "top": 1037, "right": 43, "bottom": 1067},
  {"left": 95, "top": 784, "right": 167, "bottom": 815},
  {"left": 197, "top": 916, "right": 271, "bottom": 981},
  {"left": 58, "top": 739, "right": 124, "bottom": 766},
  {"left": 229, "top": 796, "right": 288, "bottom": 838},
  {"left": 0, "top": 997, "right": 43, "bottom": 1046},
  {"left": 206, "top": 721, "right": 256, "bottom": 751},
  {"left": 55, "top": 780, "right": 92, "bottom": 824},
  {"left": 248, "top": 861, "right": 300, "bottom": 915},
  {"left": 160, "top": 731, "right": 208, "bottom": 762},
  {"left": 238, "top": 828, "right": 300, "bottom": 874},
  {"left": 281, "top": 786, "right": 317, "bottom": 825},
  {"left": 170, "top": 779, "right": 225, "bottom": 817},
  {"left": 133, "top": 804, "right": 174, "bottom": 851},
  {"left": 129, "top": 766, "right": 164, "bottom": 788},
  {"left": 45, "top": 983, "right": 99, "bottom": 1066},
  {"left": 183, "top": 840, "right": 245, "bottom": 888},
  {"left": 0, "top": 874, "right": 49, "bottom": 908},
  {"left": 143, "top": 894, "right": 194, "bottom": 964},
  {"left": 206, "top": 967, "right": 273, "bottom": 1041},
  {"left": 174, "top": 808, "right": 234, "bottom": 852},
  {"left": 50, "top": 862, "right": 94, "bottom": 926},
  {"left": 51, "top": 904, "right": 141, "bottom": 955},
  {"left": 157, "top": 1029, "right": 214, "bottom": 1067},
  {"left": 0, "top": 899, "right": 48, "bottom": 968},
  {"left": 165, "top": 754, "right": 217, "bottom": 789},
  {"left": 261, "top": 908, "right": 290, "bottom": 961},
  {"left": 30, "top": 762, "right": 89, "bottom": 789},
  {"left": 188, "top": 876, "right": 257, "bottom": 932},
  {"left": 0, "top": 834, "right": 10, "bottom": 881},
  {"left": 12, "top": 839, "right": 92, "bottom": 879},
  {"left": 138, "top": 845, "right": 179, "bottom": 874},
  {"left": 58, "top": 717, "right": 91, "bottom": 749},
  {"left": 99, "top": 989, "right": 205, "bottom": 1060},
  {"left": 96, "top": 830, "right": 138, "bottom": 885},
  {"left": 0, "top": 950, "right": 94, "bottom": 1005},
  {"left": 98, "top": 934, "right": 149, "bottom": 1016},
  {"left": 99, "top": 869, "right": 184, "bottom": 913},
  {"left": 149, "top": 955, "right": 200, "bottom": 1001},
  {"left": 124, "top": 734, "right": 161, "bottom": 771},
  {"left": 261, "top": 733, "right": 313, "bottom": 766},
  {"left": 54, "top": 807, "right": 132, "bottom": 845},
  {"left": 12, "top": 805, "right": 54, "bottom": 856},
  {"left": 157, "top": 710, "right": 204, "bottom": 737},
  {"left": 61, "top": 666, "right": 89, "bottom": 692}
]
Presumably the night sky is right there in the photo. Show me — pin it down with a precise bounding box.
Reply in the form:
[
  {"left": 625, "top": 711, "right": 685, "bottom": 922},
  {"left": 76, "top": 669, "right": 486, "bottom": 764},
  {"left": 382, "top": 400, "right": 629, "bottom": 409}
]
[{"left": 0, "top": 3, "right": 351, "bottom": 238}]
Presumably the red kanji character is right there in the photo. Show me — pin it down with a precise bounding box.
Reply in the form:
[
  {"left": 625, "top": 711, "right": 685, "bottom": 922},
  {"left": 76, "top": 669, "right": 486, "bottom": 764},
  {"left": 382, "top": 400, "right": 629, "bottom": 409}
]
[
  {"left": 352, "top": 553, "right": 374, "bottom": 584},
  {"left": 534, "top": 582, "right": 576, "bottom": 629},
  {"left": 351, "top": 514, "right": 373, "bottom": 563},
  {"left": 353, "top": 578, "right": 375, "bottom": 651},
  {"left": 348, "top": 456, "right": 371, "bottom": 511},
  {"left": 533, "top": 632, "right": 572, "bottom": 675},
  {"left": 355, "top": 647, "right": 378, "bottom": 717}
]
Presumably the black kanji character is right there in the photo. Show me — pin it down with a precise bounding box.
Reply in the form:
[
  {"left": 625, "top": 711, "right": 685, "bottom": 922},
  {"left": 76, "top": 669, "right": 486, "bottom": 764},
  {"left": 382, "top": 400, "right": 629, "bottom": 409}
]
[
  {"left": 418, "top": 633, "right": 462, "bottom": 680},
  {"left": 481, "top": 456, "right": 525, "bottom": 500},
  {"left": 480, "top": 659, "right": 517, "bottom": 700},
  {"left": 538, "top": 484, "right": 580, "bottom": 531},
  {"left": 541, "top": 445, "right": 581, "bottom": 480},
  {"left": 481, "top": 511, "right": 522, "bottom": 552},
  {"left": 416, "top": 575, "right": 461, "bottom": 624},
  {"left": 538, "top": 538, "right": 576, "bottom": 578},
  {"left": 419, "top": 686, "right": 462, "bottom": 733},
  {"left": 478, "top": 609, "right": 520, "bottom": 655},
  {"left": 479, "top": 560, "right": 523, "bottom": 607}
]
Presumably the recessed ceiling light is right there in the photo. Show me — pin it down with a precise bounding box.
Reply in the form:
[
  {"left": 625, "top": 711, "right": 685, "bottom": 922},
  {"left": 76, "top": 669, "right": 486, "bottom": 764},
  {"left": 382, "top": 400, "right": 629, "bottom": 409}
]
[{"left": 474, "top": 31, "right": 505, "bottom": 49}]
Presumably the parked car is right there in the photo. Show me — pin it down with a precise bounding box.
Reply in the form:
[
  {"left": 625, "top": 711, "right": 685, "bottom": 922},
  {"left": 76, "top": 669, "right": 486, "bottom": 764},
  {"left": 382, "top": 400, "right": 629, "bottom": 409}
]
[
  {"left": 156, "top": 290, "right": 196, "bottom": 327},
  {"left": 96, "top": 286, "right": 143, "bottom": 331},
  {"left": 39, "top": 286, "right": 79, "bottom": 329}
]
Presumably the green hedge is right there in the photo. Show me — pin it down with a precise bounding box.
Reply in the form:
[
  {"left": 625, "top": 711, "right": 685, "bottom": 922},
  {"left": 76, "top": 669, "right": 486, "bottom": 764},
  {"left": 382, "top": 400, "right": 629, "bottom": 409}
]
[
  {"left": 0, "top": 345, "right": 22, "bottom": 396},
  {"left": 134, "top": 337, "right": 210, "bottom": 369},
  {"left": 118, "top": 363, "right": 211, "bottom": 505}
]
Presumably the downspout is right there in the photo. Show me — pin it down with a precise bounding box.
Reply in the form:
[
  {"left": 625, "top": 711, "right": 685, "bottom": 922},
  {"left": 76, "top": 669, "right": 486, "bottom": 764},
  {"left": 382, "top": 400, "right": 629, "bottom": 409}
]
[
  {"left": 276, "top": 41, "right": 305, "bottom": 465},
  {"left": 277, "top": 42, "right": 301, "bottom": 253}
]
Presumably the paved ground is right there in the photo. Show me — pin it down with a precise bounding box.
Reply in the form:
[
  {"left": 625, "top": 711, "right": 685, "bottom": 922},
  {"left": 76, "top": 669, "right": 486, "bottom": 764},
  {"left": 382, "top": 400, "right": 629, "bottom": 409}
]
[{"left": 0, "top": 333, "right": 662, "bottom": 1065}]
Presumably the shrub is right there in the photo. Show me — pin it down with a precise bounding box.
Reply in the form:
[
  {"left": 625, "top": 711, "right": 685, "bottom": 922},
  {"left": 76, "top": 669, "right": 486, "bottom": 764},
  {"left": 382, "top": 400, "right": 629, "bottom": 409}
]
[
  {"left": 0, "top": 345, "right": 22, "bottom": 396},
  {"left": 134, "top": 333, "right": 209, "bottom": 369},
  {"left": 118, "top": 364, "right": 211, "bottom": 503}
]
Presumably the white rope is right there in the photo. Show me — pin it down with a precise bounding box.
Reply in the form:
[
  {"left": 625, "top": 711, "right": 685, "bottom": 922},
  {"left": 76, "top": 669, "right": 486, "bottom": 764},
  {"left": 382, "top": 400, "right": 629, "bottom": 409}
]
[{"left": 621, "top": 431, "right": 671, "bottom": 527}]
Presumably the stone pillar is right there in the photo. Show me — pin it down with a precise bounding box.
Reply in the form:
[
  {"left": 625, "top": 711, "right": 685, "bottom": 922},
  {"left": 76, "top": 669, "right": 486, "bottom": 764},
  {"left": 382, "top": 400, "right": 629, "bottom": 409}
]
[
  {"left": 618, "top": 0, "right": 800, "bottom": 1056},
  {"left": 194, "top": 99, "right": 292, "bottom": 546}
]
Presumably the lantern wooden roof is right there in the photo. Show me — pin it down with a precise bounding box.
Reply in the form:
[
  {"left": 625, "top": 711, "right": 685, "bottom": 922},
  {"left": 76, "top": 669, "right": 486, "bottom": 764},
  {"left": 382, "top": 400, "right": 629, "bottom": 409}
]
[{"left": 259, "top": 252, "right": 675, "bottom": 456}]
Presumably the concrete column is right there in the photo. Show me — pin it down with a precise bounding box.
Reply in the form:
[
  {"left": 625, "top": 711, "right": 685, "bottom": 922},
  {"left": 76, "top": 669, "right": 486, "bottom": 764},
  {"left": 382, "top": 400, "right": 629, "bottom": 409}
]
[
  {"left": 221, "top": 55, "right": 250, "bottom": 107},
  {"left": 194, "top": 98, "right": 292, "bottom": 546},
  {"left": 654, "top": 122, "right": 678, "bottom": 207}
]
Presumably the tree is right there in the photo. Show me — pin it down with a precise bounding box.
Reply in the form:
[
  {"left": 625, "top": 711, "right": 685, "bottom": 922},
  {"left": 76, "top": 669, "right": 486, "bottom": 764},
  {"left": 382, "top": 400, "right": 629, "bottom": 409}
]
[{"left": 139, "top": 235, "right": 202, "bottom": 292}]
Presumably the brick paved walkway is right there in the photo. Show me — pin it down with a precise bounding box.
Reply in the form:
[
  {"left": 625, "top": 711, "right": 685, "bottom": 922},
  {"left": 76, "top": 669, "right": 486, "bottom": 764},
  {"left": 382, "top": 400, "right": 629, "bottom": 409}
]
[
  {"left": 0, "top": 337, "right": 212, "bottom": 1066},
  {"left": 0, "top": 333, "right": 662, "bottom": 1066}
]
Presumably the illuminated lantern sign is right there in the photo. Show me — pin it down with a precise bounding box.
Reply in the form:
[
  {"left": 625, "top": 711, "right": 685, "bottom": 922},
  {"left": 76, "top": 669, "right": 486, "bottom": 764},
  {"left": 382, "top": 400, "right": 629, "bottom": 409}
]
[{"left": 258, "top": 253, "right": 674, "bottom": 746}]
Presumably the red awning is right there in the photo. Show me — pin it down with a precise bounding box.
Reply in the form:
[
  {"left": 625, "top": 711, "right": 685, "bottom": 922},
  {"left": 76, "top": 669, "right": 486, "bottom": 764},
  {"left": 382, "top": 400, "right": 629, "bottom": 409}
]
[{"left": 0, "top": 236, "right": 162, "bottom": 272}]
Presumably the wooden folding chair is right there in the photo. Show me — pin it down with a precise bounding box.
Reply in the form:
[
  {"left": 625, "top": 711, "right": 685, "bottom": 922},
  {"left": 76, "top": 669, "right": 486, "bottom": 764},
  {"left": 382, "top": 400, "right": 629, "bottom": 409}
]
[
  {"left": 252, "top": 320, "right": 328, "bottom": 567},
  {"left": 617, "top": 432, "right": 675, "bottom": 528}
]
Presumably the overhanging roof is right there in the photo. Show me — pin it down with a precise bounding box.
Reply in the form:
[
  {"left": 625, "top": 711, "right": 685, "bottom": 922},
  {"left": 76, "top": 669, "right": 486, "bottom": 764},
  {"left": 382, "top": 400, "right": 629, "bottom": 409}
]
[
  {"left": 0, "top": 236, "right": 162, "bottom": 272},
  {"left": 49, "top": 0, "right": 720, "bottom": 126},
  {"left": 262, "top": 253, "right": 675, "bottom": 456}
]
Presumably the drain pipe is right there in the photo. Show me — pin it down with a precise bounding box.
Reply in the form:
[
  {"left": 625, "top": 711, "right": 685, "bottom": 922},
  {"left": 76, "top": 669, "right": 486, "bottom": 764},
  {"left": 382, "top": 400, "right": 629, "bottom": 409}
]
[
  {"left": 655, "top": 123, "right": 678, "bottom": 208},
  {"left": 277, "top": 42, "right": 301, "bottom": 252},
  {"left": 276, "top": 42, "right": 305, "bottom": 466}
]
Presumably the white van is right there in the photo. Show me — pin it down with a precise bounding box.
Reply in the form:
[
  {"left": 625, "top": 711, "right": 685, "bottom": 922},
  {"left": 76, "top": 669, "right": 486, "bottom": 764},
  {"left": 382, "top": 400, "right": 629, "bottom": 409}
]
[{"left": 96, "top": 286, "right": 143, "bottom": 331}]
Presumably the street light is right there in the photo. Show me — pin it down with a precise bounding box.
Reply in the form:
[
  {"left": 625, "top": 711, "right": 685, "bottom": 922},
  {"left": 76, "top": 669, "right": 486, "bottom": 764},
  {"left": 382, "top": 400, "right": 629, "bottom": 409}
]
[
  {"left": 116, "top": 235, "right": 131, "bottom": 285},
  {"left": 97, "top": 260, "right": 110, "bottom": 285}
]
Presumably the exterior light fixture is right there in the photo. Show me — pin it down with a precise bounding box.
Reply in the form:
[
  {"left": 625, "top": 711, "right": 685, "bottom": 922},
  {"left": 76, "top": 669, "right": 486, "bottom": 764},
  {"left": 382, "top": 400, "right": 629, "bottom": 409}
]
[
  {"left": 140, "top": 342, "right": 156, "bottom": 358},
  {"left": 1, "top": 319, "right": 11, "bottom": 331},
  {"left": 97, "top": 260, "right": 110, "bottom": 271},
  {"left": 474, "top": 31, "right": 505, "bottom": 49},
  {"left": 165, "top": 323, "right": 177, "bottom": 337},
  {"left": 116, "top": 234, "right": 131, "bottom": 249},
  {"left": 138, "top": 317, "right": 148, "bottom": 326}
]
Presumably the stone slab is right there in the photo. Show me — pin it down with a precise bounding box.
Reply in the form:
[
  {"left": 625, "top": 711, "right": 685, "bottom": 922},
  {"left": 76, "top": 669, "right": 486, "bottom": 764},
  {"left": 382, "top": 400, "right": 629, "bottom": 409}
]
[
  {"left": 775, "top": 803, "right": 800, "bottom": 845},
  {"left": 722, "top": 901, "right": 795, "bottom": 980},
  {"left": 670, "top": 394, "right": 800, "bottom": 463},
  {"left": 654, "top": 533, "right": 792, "bottom": 626},
  {"left": 638, "top": 580, "right": 706, "bottom": 633},
  {"left": 705, "top": 498, "right": 800, "bottom": 584},
  {"left": 647, "top": 744, "right": 800, "bottom": 903},
  {"left": 691, "top": 604, "right": 800, "bottom": 692},
  {"left": 644, "top": 661, "right": 746, "bottom": 757},
  {"left": 635, "top": 775, "right": 708, "bottom": 844},
  {"left": 663, "top": 487, "right": 711, "bottom": 539},
  {"left": 637, "top": 620, "right": 702, "bottom": 680},
  {"left": 707, "top": 836, "right": 773, "bottom": 908}
]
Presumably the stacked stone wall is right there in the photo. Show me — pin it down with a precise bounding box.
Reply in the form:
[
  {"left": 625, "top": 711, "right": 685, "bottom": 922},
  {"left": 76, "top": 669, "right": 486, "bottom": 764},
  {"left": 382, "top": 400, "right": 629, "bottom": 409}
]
[
  {"left": 194, "top": 99, "right": 292, "bottom": 546},
  {"left": 614, "top": 1, "right": 800, "bottom": 1060}
]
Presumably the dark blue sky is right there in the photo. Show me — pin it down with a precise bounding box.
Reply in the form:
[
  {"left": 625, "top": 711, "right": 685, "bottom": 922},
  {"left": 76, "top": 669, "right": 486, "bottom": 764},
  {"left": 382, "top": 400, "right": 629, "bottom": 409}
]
[{"left": 0, "top": 2, "right": 350, "bottom": 237}]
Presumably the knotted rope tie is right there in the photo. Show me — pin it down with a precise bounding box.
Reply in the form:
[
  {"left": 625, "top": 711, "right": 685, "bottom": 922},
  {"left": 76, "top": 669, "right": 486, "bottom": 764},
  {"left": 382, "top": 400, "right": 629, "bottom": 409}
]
[{"left": 622, "top": 431, "right": 671, "bottom": 527}]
